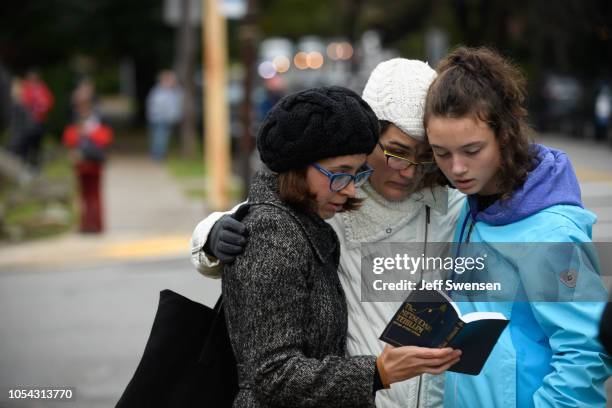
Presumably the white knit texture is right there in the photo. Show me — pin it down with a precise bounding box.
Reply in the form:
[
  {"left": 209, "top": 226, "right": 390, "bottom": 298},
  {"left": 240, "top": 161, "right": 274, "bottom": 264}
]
[
  {"left": 362, "top": 59, "right": 436, "bottom": 141},
  {"left": 340, "top": 181, "right": 449, "bottom": 249}
]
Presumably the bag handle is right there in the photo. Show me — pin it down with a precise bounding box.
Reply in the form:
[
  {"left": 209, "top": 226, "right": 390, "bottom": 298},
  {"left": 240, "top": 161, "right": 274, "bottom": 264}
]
[
  {"left": 197, "top": 204, "right": 249, "bottom": 363},
  {"left": 197, "top": 295, "right": 226, "bottom": 363}
]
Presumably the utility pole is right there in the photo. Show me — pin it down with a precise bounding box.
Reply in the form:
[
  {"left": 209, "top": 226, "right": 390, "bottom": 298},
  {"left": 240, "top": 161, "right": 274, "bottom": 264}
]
[{"left": 203, "top": 0, "right": 230, "bottom": 210}]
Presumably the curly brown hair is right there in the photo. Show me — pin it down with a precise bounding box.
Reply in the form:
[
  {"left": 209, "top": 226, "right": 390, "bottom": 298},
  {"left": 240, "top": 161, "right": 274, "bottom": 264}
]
[
  {"left": 277, "top": 168, "right": 363, "bottom": 215},
  {"left": 423, "top": 46, "right": 536, "bottom": 199}
]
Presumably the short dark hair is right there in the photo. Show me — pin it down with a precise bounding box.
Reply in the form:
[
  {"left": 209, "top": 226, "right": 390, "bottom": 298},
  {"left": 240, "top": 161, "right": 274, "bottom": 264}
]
[
  {"left": 278, "top": 167, "right": 363, "bottom": 214},
  {"left": 424, "top": 46, "right": 536, "bottom": 199}
]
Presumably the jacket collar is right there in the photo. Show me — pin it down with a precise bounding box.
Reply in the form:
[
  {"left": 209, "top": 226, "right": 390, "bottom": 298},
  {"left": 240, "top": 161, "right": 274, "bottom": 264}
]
[
  {"left": 247, "top": 170, "right": 338, "bottom": 264},
  {"left": 358, "top": 181, "right": 449, "bottom": 214},
  {"left": 340, "top": 182, "right": 451, "bottom": 247},
  {"left": 410, "top": 186, "right": 449, "bottom": 214}
]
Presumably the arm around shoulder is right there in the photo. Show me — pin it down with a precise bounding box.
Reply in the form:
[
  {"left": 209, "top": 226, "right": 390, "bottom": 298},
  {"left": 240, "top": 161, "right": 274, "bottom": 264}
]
[{"left": 190, "top": 201, "right": 247, "bottom": 278}]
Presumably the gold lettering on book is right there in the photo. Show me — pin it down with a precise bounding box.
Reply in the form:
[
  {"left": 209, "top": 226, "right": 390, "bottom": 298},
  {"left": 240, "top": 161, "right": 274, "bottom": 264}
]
[
  {"left": 393, "top": 304, "right": 433, "bottom": 336},
  {"left": 439, "top": 321, "right": 464, "bottom": 347}
]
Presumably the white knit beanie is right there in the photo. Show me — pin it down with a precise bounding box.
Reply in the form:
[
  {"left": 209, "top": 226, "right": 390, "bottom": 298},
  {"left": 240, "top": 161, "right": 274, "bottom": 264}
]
[{"left": 362, "top": 58, "right": 437, "bottom": 141}]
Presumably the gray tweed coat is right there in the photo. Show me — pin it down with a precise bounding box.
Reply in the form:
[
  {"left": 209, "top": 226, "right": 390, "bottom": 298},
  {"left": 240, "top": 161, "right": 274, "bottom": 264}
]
[{"left": 222, "top": 170, "right": 377, "bottom": 408}]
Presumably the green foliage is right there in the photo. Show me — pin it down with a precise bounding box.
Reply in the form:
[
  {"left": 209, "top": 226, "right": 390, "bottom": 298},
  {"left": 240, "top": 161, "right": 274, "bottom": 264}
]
[
  {"left": 184, "top": 184, "right": 243, "bottom": 201},
  {"left": 5, "top": 201, "right": 46, "bottom": 225},
  {"left": 0, "top": 0, "right": 174, "bottom": 125},
  {"left": 40, "top": 64, "right": 75, "bottom": 136},
  {"left": 1, "top": 0, "right": 610, "bottom": 133},
  {"left": 0, "top": 150, "right": 76, "bottom": 242},
  {"left": 43, "top": 151, "right": 73, "bottom": 181},
  {"left": 165, "top": 154, "right": 244, "bottom": 204},
  {"left": 395, "top": 32, "right": 426, "bottom": 61},
  {"left": 166, "top": 156, "right": 207, "bottom": 180},
  {"left": 258, "top": 0, "right": 346, "bottom": 39},
  {"left": 0, "top": 0, "right": 173, "bottom": 71}
]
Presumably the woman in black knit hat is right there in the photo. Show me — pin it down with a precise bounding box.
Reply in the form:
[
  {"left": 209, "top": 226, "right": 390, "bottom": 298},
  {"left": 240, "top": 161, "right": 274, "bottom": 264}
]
[{"left": 222, "top": 86, "right": 461, "bottom": 408}]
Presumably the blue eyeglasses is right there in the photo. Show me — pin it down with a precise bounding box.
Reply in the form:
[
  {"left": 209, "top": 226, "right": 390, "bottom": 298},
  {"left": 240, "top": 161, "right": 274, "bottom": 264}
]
[{"left": 311, "top": 163, "right": 373, "bottom": 192}]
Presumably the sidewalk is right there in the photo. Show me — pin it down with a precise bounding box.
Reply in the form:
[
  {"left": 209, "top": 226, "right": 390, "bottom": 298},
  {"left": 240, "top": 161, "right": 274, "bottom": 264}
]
[
  {"left": 0, "top": 155, "right": 209, "bottom": 271},
  {"left": 3, "top": 134, "right": 611, "bottom": 271}
]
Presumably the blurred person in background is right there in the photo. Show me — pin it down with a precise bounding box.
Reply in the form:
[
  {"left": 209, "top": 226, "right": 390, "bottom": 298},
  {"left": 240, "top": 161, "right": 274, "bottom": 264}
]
[
  {"left": 594, "top": 84, "right": 611, "bottom": 142},
  {"left": 7, "top": 77, "right": 36, "bottom": 164},
  {"left": 191, "top": 59, "right": 465, "bottom": 408},
  {"left": 146, "top": 70, "right": 182, "bottom": 162},
  {"left": 19, "top": 69, "right": 54, "bottom": 170},
  {"left": 258, "top": 75, "right": 287, "bottom": 122},
  {"left": 69, "top": 78, "right": 97, "bottom": 121},
  {"left": 62, "top": 82, "right": 113, "bottom": 233}
]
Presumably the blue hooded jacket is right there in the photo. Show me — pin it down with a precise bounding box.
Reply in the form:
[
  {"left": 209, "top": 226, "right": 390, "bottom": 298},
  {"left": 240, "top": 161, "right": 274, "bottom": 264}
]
[{"left": 446, "top": 144, "right": 612, "bottom": 408}]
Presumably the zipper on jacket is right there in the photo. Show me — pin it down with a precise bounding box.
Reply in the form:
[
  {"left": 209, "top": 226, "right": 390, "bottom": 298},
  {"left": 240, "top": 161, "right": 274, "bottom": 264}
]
[
  {"left": 417, "top": 206, "right": 431, "bottom": 284},
  {"left": 455, "top": 212, "right": 474, "bottom": 258},
  {"left": 416, "top": 374, "right": 422, "bottom": 408},
  {"left": 423, "top": 206, "right": 430, "bottom": 257},
  {"left": 466, "top": 220, "right": 475, "bottom": 243},
  {"left": 415, "top": 206, "right": 431, "bottom": 407}
]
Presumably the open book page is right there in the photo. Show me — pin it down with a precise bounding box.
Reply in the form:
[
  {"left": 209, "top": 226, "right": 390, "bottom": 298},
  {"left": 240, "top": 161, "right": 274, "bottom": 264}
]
[
  {"left": 461, "top": 311, "right": 507, "bottom": 323},
  {"left": 380, "top": 287, "right": 510, "bottom": 375}
]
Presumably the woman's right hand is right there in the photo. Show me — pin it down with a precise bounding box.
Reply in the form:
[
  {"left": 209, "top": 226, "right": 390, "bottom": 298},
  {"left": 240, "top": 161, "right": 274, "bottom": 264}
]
[{"left": 377, "top": 345, "right": 461, "bottom": 386}]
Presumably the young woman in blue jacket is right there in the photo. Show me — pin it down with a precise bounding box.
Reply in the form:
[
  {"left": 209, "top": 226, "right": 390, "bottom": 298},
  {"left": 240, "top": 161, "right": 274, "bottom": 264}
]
[{"left": 424, "top": 46, "right": 612, "bottom": 407}]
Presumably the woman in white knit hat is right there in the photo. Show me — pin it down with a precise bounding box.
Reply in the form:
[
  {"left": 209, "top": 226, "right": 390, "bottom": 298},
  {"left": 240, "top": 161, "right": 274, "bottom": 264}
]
[{"left": 191, "top": 59, "right": 465, "bottom": 408}]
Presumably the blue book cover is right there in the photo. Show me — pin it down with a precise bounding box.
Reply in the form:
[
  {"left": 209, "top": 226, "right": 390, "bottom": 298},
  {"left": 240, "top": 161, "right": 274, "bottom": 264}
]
[{"left": 380, "top": 287, "right": 509, "bottom": 375}]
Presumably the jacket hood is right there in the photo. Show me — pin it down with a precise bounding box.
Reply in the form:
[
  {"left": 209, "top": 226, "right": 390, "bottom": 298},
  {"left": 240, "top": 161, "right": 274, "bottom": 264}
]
[{"left": 468, "top": 144, "right": 583, "bottom": 226}]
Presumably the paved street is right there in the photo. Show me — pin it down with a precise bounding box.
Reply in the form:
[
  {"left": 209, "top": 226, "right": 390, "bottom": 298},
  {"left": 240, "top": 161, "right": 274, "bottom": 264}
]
[
  {"left": 0, "top": 136, "right": 611, "bottom": 407},
  {"left": 0, "top": 259, "right": 220, "bottom": 408}
]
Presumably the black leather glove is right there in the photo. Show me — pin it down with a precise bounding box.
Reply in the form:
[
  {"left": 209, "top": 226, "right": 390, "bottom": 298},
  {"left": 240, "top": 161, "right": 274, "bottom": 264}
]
[{"left": 203, "top": 204, "right": 250, "bottom": 263}]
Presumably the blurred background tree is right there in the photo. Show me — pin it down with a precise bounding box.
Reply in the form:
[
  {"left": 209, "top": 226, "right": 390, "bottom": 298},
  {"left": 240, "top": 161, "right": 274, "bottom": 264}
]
[
  {"left": 0, "top": 0, "right": 610, "bottom": 238},
  {"left": 0, "top": 0, "right": 173, "bottom": 135},
  {"left": 0, "top": 0, "right": 610, "bottom": 141}
]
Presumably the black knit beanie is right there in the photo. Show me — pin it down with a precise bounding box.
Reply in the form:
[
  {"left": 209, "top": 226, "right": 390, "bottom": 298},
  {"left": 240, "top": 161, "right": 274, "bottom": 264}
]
[{"left": 257, "top": 86, "right": 379, "bottom": 172}]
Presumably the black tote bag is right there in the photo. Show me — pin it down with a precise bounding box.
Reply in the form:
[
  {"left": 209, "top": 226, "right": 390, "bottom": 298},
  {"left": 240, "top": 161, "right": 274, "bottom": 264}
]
[{"left": 116, "top": 290, "right": 238, "bottom": 407}]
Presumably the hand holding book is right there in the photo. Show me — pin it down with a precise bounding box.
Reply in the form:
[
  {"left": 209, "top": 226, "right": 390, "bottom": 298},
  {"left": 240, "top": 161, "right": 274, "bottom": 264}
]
[
  {"left": 380, "top": 288, "right": 509, "bottom": 375},
  {"left": 377, "top": 345, "right": 462, "bottom": 387}
]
